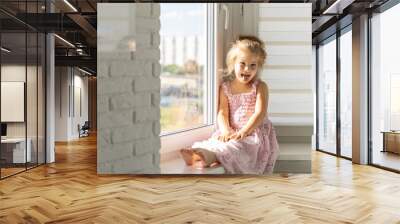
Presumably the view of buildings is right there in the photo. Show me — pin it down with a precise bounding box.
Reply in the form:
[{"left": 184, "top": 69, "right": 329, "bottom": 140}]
[{"left": 159, "top": 4, "right": 206, "bottom": 134}]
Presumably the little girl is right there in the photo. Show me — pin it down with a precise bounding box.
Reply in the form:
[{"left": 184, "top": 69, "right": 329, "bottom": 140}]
[{"left": 180, "top": 35, "right": 279, "bottom": 174}]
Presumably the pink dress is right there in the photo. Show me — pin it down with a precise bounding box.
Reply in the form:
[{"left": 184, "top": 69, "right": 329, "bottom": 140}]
[{"left": 192, "top": 79, "right": 279, "bottom": 174}]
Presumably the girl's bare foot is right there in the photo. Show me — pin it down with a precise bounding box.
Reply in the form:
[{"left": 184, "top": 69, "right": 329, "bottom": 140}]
[
  {"left": 180, "top": 148, "right": 195, "bottom": 165},
  {"left": 192, "top": 148, "right": 217, "bottom": 168},
  {"left": 181, "top": 148, "right": 219, "bottom": 168},
  {"left": 209, "top": 161, "right": 221, "bottom": 168}
]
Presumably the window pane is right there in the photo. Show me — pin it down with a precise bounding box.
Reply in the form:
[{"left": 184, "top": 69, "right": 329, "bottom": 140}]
[
  {"left": 340, "top": 29, "right": 352, "bottom": 158},
  {"left": 318, "top": 37, "right": 337, "bottom": 154},
  {"left": 27, "top": 30, "right": 38, "bottom": 169},
  {"left": 38, "top": 32, "right": 46, "bottom": 165},
  {"left": 1, "top": 30, "right": 28, "bottom": 177},
  {"left": 160, "top": 3, "right": 207, "bottom": 134},
  {"left": 371, "top": 4, "right": 400, "bottom": 171}
]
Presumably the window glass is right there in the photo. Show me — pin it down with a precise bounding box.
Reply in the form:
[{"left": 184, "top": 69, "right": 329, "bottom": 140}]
[
  {"left": 371, "top": 3, "right": 400, "bottom": 171},
  {"left": 318, "top": 37, "right": 337, "bottom": 154},
  {"left": 160, "top": 3, "right": 207, "bottom": 134},
  {"left": 340, "top": 29, "right": 352, "bottom": 158}
]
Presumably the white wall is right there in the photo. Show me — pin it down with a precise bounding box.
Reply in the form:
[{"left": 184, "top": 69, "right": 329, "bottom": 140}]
[
  {"left": 55, "top": 67, "right": 89, "bottom": 141},
  {"left": 55, "top": 67, "right": 68, "bottom": 141},
  {"left": 257, "top": 3, "right": 313, "bottom": 127},
  {"left": 97, "top": 3, "right": 161, "bottom": 174},
  {"left": 72, "top": 73, "right": 89, "bottom": 138},
  {"left": 1, "top": 66, "right": 26, "bottom": 134},
  {"left": 1, "top": 64, "right": 46, "bottom": 164},
  {"left": 224, "top": 3, "right": 313, "bottom": 128},
  {"left": 1, "top": 65, "right": 38, "bottom": 138},
  {"left": 216, "top": 3, "right": 244, "bottom": 78},
  {"left": 1, "top": 65, "right": 26, "bottom": 81}
]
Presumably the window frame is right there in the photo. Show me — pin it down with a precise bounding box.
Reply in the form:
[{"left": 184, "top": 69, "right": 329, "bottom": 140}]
[
  {"left": 159, "top": 3, "right": 216, "bottom": 137},
  {"left": 369, "top": 1, "right": 400, "bottom": 173},
  {"left": 338, "top": 25, "right": 353, "bottom": 159},
  {"left": 316, "top": 33, "right": 338, "bottom": 156},
  {"left": 315, "top": 24, "right": 353, "bottom": 161}
]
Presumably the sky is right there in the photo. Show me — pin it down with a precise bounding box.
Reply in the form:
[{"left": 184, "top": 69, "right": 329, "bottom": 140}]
[{"left": 160, "top": 3, "right": 206, "bottom": 36}]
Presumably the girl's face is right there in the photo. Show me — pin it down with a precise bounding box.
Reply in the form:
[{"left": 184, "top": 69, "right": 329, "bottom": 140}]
[{"left": 234, "top": 49, "right": 259, "bottom": 84}]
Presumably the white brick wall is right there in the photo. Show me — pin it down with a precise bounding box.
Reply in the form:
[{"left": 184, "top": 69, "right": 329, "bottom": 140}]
[{"left": 97, "top": 3, "right": 160, "bottom": 174}]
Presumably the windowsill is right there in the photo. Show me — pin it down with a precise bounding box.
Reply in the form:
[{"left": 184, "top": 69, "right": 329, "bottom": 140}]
[
  {"left": 160, "top": 125, "right": 215, "bottom": 163},
  {"left": 160, "top": 142, "right": 312, "bottom": 174},
  {"left": 160, "top": 125, "right": 214, "bottom": 137}
]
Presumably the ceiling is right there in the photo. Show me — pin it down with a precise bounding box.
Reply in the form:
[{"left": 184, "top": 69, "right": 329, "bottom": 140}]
[
  {"left": 0, "top": 0, "right": 392, "bottom": 75},
  {"left": 0, "top": 0, "right": 98, "bottom": 74}
]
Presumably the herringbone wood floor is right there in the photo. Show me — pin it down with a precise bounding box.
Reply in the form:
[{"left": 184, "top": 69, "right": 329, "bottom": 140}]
[{"left": 1, "top": 134, "right": 400, "bottom": 224}]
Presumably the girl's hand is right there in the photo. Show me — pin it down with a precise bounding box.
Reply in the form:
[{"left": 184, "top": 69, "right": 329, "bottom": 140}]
[
  {"left": 217, "top": 129, "right": 234, "bottom": 142},
  {"left": 229, "top": 129, "right": 248, "bottom": 141}
]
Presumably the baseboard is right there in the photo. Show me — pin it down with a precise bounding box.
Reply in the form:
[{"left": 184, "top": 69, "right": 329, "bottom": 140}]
[
  {"left": 277, "top": 136, "right": 311, "bottom": 143},
  {"left": 274, "top": 125, "right": 313, "bottom": 136},
  {"left": 273, "top": 160, "right": 311, "bottom": 173}
]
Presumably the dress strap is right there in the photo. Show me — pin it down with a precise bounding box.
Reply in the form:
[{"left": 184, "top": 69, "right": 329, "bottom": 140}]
[
  {"left": 251, "top": 78, "right": 259, "bottom": 93},
  {"left": 221, "top": 81, "right": 232, "bottom": 97}
]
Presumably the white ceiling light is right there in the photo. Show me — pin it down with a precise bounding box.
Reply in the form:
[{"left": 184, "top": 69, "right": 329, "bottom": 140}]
[
  {"left": 323, "top": 0, "right": 354, "bottom": 15},
  {"left": 78, "top": 67, "right": 93, "bottom": 76},
  {"left": 63, "top": 0, "right": 78, "bottom": 12},
  {"left": 54, "top": 34, "right": 75, "bottom": 48},
  {"left": 1, "top": 47, "right": 11, "bottom": 53},
  {"left": 128, "top": 39, "right": 136, "bottom": 60},
  {"left": 128, "top": 40, "right": 136, "bottom": 52}
]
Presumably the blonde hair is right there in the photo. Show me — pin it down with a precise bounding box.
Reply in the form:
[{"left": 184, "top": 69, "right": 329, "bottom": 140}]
[{"left": 224, "top": 35, "right": 267, "bottom": 80}]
